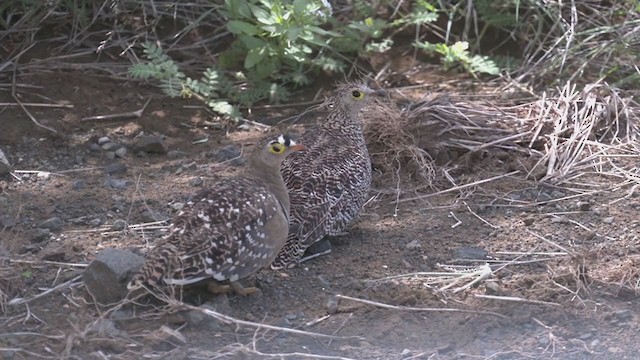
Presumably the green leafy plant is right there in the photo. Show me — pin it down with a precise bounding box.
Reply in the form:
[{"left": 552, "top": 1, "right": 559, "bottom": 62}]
[
  {"left": 129, "top": 0, "right": 394, "bottom": 120},
  {"left": 129, "top": 42, "right": 242, "bottom": 121},
  {"left": 414, "top": 41, "right": 500, "bottom": 76}
]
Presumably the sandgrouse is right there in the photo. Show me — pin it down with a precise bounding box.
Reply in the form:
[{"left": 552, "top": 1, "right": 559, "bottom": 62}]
[
  {"left": 271, "top": 83, "right": 378, "bottom": 269},
  {"left": 128, "top": 134, "right": 305, "bottom": 295}
]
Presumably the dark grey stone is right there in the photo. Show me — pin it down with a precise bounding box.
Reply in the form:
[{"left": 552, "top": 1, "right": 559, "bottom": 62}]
[
  {"left": 39, "top": 217, "right": 63, "bottom": 231},
  {"left": 136, "top": 135, "right": 168, "bottom": 155},
  {"left": 31, "top": 228, "right": 51, "bottom": 242},
  {"left": 83, "top": 248, "right": 145, "bottom": 305},
  {"left": 104, "top": 163, "right": 127, "bottom": 175}
]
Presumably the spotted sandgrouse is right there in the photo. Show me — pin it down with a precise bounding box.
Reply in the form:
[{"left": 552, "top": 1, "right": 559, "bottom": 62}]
[
  {"left": 271, "top": 83, "right": 377, "bottom": 269},
  {"left": 127, "top": 134, "right": 305, "bottom": 295}
]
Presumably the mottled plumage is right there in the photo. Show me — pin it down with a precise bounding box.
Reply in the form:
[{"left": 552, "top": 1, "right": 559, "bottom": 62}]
[
  {"left": 128, "top": 135, "right": 304, "bottom": 294},
  {"left": 271, "top": 83, "right": 377, "bottom": 269}
]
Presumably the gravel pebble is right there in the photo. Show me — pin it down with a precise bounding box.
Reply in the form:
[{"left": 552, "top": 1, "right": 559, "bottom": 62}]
[
  {"left": 405, "top": 239, "right": 422, "bottom": 250},
  {"left": 39, "top": 217, "right": 64, "bottom": 231},
  {"left": 111, "top": 219, "right": 127, "bottom": 231},
  {"left": 72, "top": 179, "right": 87, "bottom": 190},
  {"left": 31, "top": 228, "right": 51, "bottom": 242},
  {"left": 101, "top": 142, "right": 121, "bottom": 151},
  {"left": 136, "top": 135, "right": 168, "bottom": 154},
  {"left": 115, "top": 147, "right": 128, "bottom": 158},
  {"left": 104, "top": 163, "right": 127, "bottom": 175},
  {"left": 190, "top": 177, "right": 204, "bottom": 187},
  {"left": 602, "top": 216, "right": 614, "bottom": 224},
  {"left": 97, "top": 136, "right": 111, "bottom": 145}
]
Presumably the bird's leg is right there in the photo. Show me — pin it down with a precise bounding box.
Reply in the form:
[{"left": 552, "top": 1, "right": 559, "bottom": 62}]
[
  {"left": 206, "top": 281, "right": 231, "bottom": 295},
  {"left": 206, "top": 280, "right": 259, "bottom": 296},
  {"left": 229, "top": 282, "right": 259, "bottom": 296}
]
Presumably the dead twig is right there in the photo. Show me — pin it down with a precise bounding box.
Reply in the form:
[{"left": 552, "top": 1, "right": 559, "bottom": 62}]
[
  {"left": 81, "top": 97, "right": 151, "bottom": 121},
  {"left": 11, "top": 61, "right": 58, "bottom": 134},
  {"left": 333, "top": 294, "right": 506, "bottom": 318},
  {"left": 0, "top": 102, "right": 73, "bottom": 108}
]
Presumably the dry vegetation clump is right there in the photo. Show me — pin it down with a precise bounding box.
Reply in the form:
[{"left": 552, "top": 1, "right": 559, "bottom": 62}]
[
  {"left": 523, "top": 82, "right": 640, "bottom": 187},
  {"left": 364, "top": 93, "right": 532, "bottom": 192},
  {"left": 364, "top": 79, "right": 640, "bottom": 198}
]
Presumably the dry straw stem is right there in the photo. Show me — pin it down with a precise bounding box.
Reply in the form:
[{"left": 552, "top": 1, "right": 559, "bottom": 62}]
[
  {"left": 333, "top": 294, "right": 506, "bottom": 319},
  {"left": 135, "top": 288, "right": 361, "bottom": 341},
  {"left": 528, "top": 81, "right": 640, "bottom": 187}
]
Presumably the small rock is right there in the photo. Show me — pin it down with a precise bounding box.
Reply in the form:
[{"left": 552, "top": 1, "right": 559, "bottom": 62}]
[
  {"left": 69, "top": 216, "right": 87, "bottom": 225},
  {"left": 285, "top": 313, "right": 297, "bottom": 320},
  {"left": 82, "top": 248, "right": 145, "bottom": 305},
  {"left": 401, "top": 349, "right": 412, "bottom": 357},
  {"left": 0, "top": 214, "right": 16, "bottom": 228},
  {"left": 136, "top": 135, "right": 168, "bottom": 155},
  {"left": 90, "top": 218, "right": 104, "bottom": 227},
  {"left": 141, "top": 210, "right": 169, "bottom": 223},
  {"left": 111, "top": 220, "right": 127, "bottom": 231},
  {"left": 101, "top": 142, "right": 121, "bottom": 151},
  {"left": 97, "top": 136, "right": 111, "bottom": 145},
  {"left": 72, "top": 179, "right": 87, "bottom": 190},
  {"left": 115, "top": 147, "right": 128, "bottom": 158},
  {"left": 453, "top": 246, "right": 489, "bottom": 260},
  {"left": 579, "top": 332, "right": 594, "bottom": 341},
  {"left": 36, "top": 172, "right": 50, "bottom": 180},
  {"left": 523, "top": 216, "right": 535, "bottom": 226},
  {"left": 577, "top": 201, "right": 591, "bottom": 211},
  {"left": 538, "top": 192, "right": 552, "bottom": 202},
  {"left": 602, "top": 216, "right": 614, "bottom": 224},
  {"left": 190, "top": 177, "right": 204, "bottom": 187},
  {"left": 183, "top": 297, "right": 229, "bottom": 331},
  {"left": 104, "top": 151, "right": 116, "bottom": 160},
  {"left": 167, "top": 150, "right": 186, "bottom": 158},
  {"left": 613, "top": 309, "right": 633, "bottom": 323},
  {"left": 551, "top": 217, "right": 564, "bottom": 224},
  {"left": 170, "top": 202, "right": 185, "bottom": 211},
  {"left": 104, "top": 178, "right": 131, "bottom": 189},
  {"left": 207, "top": 145, "right": 244, "bottom": 166},
  {"left": 39, "top": 217, "right": 63, "bottom": 231},
  {"left": 326, "top": 295, "right": 339, "bottom": 314},
  {"left": 405, "top": 239, "right": 422, "bottom": 250},
  {"left": 31, "top": 228, "right": 51, "bottom": 242},
  {"left": 87, "top": 143, "right": 101, "bottom": 152},
  {"left": 104, "top": 163, "right": 127, "bottom": 175}
]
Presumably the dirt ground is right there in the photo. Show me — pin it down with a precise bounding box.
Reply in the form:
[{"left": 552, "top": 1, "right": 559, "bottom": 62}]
[{"left": 1, "top": 54, "right": 640, "bottom": 360}]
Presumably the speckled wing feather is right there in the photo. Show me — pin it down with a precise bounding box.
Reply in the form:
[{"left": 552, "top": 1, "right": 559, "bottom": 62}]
[
  {"left": 129, "top": 177, "right": 287, "bottom": 288},
  {"left": 272, "top": 128, "right": 372, "bottom": 267}
]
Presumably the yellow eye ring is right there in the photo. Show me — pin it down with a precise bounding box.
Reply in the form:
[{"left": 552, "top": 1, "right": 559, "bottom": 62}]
[
  {"left": 351, "top": 90, "right": 365, "bottom": 100},
  {"left": 269, "top": 144, "right": 284, "bottom": 154}
]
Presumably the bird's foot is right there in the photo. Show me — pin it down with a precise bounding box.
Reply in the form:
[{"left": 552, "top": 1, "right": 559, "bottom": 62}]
[
  {"left": 230, "top": 282, "right": 259, "bottom": 296},
  {"left": 206, "top": 281, "right": 259, "bottom": 296}
]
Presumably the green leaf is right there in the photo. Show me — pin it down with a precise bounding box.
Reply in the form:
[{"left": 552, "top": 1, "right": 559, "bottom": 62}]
[
  {"left": 249, "top": 4, "right": 275, "bottom": 25},
  {"left": 245, "top": 47, "right": 267, "bottom": 69},
  {"left": 228, "top": 20, "right": 259, "bottom": 35},
  {"left": 239, "top": 34, "right": 267, "bottom": 48}
]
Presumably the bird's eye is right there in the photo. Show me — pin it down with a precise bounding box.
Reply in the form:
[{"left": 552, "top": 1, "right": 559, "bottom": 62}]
[
  {"left": 351, "top": 90, "right": 364, "bottom": 99},
  {"left": 269, "top": 143, "right": 284, "bottom": 154}
]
